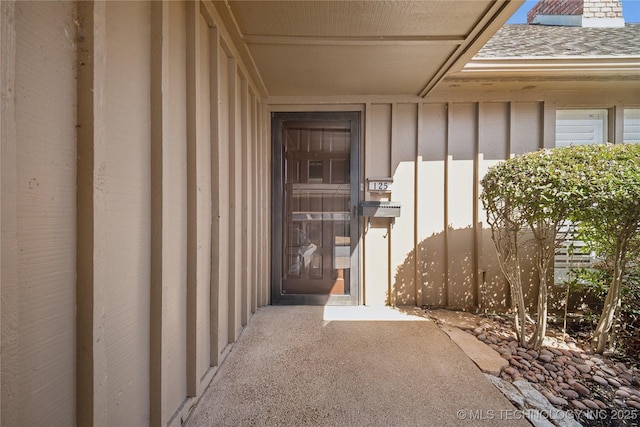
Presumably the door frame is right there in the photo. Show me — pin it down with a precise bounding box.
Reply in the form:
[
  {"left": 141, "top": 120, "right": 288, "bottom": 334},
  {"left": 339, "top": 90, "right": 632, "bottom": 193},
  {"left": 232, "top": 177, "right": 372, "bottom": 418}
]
[{"left": 271, "top": 111, "right": 361, "bottom": 305}]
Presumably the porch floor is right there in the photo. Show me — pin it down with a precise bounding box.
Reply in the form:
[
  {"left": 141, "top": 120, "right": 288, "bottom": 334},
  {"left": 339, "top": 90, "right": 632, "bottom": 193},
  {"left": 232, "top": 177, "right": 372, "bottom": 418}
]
[{"left": 185, "top": 306, "right": 528, "bottom": 426}]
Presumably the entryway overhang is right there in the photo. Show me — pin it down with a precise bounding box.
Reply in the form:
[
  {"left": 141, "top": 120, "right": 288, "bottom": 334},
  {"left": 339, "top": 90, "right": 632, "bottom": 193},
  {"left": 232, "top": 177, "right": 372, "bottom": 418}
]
[{"left": 210, "top": 0, "right": 524, "bottom": 98}]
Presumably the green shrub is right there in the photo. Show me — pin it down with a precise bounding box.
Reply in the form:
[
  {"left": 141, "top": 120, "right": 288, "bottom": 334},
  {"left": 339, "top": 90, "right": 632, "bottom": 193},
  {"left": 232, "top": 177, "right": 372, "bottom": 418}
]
[
  {"left": 571, "top": 263, "right": 640, "bottom": 358},
  {"left": 481, "top": 143, "right": 640, "bottom": 353},
  {"left": 481, "top": 148, "right": 578, "bottom": 348}
]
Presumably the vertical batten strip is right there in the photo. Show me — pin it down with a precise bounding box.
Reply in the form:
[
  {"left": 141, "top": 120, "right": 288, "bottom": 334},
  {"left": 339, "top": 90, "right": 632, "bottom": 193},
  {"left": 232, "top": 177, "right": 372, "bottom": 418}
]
[
  {"left": 195, "top": 10, "right": 214, "bottom": 393},
  {"left": 477, "top": 107, "right": 485, "bottom": 312},
  {"left": 414, "top": 103, "right": 422, "bottom": 307},
  {"left": 266, "top": 105, "right": 271, "bottom": 305},
  {"left": 473, "top": 103, "right": 481, "bottom": 310},
  {"left": 240, "top": 77, "right": 250, "bottom": 326},
  {"left": 185, "top": 0, "right": 200, "bottom": 398},
  {"left": 76, "top": 2, "right": 107, "bottom": 425},
  {"left": 444, "top": 103, "right": 450, "bottom": 308},
  {"left": 543, "top": 102, "right": 555, "bottom": 149},
  {"left": 507, "top": 102, "right": 514, "bottom": 157},
  {"left": 255, "top": 102, "right": 263, "bottom": 307},
  {"left": 216, "top": 42, "right": 230, "bottom": 359},
  {"left": 149, "top": 1, "right": 168, "bottom": 424},
  {"left": 388, "top": 105, "right": 393, "bottom": 306},
  {"left": 227, "top": 55, "right": 240, "bottom": 342},
  {"left": 255, "top": 96, "right": 261, "bottom": 310},
  {"left": 362, "top": 103, "right": 370, "bottom": 305},
  {"left": 261, "top": 104, "right": 270, "bottom": 306},
  {"left": 0, "top": 2, "right": 4, "bottom": 418},
  {"left": 227, "top": 54, "right": 235, "bottom": 339},
  {"left": 208, "top": 22, "right": 221, "bottom": 368},
  {"left": 538, "top": 102, "right": 546, "bottom": 150},
  {"left": 250, "top": 94, "right": 258, "bottom": 313},
  {"left": 266, "top": 104, "right": 272, "bottom": 305},
  {"left": 505, "top": 102, "right": 513, "bottom": 307},
  {"left": 261, "top": 102, "right": 267, "bottom": 307},
  {"left": 257, "top": 104, "right": 262, "bottom": 306},
  {"left": 246, "top": 82, "right": 252, "bottom": 321},
  {"left": 609, "top": 105, "right": 618, "bottom": 144},
  {"left": 1, "top": 1, "right": 18, "bottom": 424},
  {"left": 613, "top": 105, "right": 624, "bottom": 144}
]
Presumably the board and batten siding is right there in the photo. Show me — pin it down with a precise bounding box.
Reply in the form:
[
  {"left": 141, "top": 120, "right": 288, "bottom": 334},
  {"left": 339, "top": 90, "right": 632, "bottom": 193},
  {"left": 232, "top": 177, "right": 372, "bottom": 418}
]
[
  {"left": 2, "top": 1, "right": 639, "bottom": 425},
  {"left": 362, "top": 101, "right": 545, "bottom": 309},
  {"left": 360, "top": 96, "right": 637, "bottom": 309},
  {"left": 273, "top": 92, "right": 637, "bottom": 309},
  {"left": 1, "top": 2, "right": 78, "bottom": 425},
  {"left": 1, "top": 1, "right": 270, "bottom": 426}
]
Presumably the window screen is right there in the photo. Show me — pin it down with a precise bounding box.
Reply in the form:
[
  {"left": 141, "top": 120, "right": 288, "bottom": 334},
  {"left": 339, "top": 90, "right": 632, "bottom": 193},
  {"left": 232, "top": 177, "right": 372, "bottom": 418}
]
[
  {"left": 624, "top": 109, "right": 640, "bottom": 143},
  {"left": 556, "top": 109, "right": 607, "bottom": 147},
  {"left": 554, "top": 109, "right": 608, "bottom": 284}
]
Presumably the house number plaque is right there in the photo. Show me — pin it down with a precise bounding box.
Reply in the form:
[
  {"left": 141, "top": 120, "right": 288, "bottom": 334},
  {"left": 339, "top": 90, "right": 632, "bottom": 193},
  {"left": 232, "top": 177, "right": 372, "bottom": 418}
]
[{"left": 367, "top": 177, "right": 393, "bottom": 193}]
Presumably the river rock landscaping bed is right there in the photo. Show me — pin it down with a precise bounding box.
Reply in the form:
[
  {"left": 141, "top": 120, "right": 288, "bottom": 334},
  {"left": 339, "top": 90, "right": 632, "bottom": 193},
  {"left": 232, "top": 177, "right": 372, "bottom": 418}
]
[{"left": 468, "top": 316, "right": 640, "bottom": 426}]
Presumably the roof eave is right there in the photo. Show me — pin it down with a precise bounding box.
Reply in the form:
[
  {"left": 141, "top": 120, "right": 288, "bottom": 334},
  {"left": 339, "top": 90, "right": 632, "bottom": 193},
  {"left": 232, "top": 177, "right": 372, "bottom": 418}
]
[
  {"left": 417, "top": 1, "right": 524, "bottom": 97},
  {"left": 458, "top": 56, "right": 640, "bottom": 77}
]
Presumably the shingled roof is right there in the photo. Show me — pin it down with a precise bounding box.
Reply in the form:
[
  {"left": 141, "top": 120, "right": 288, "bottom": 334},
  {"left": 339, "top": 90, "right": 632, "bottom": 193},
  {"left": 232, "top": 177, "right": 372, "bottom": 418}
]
[{"left": 474, "top": 23, "right": 640, "bottom": 58}]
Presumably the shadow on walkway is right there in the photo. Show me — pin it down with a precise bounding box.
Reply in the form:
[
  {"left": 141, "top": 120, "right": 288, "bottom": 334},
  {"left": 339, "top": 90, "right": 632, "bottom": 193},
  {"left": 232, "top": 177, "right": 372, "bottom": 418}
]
[{"left": 186, "top": 306, "right": 529, "bottom": 426}]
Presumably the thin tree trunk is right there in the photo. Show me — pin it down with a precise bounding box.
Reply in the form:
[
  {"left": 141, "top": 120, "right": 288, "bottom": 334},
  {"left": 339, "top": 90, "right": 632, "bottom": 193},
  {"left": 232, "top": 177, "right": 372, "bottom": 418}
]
[
  {"left": 593, "top": 265, "right": 623, "bottom": 353},
  {"left": 492, "top": 220, "right": 528, "bottom": 346},
  {"left": 593, "top": 237, "right": 627, "bottom": 354},
  {"left": 510, "top": 233, "right": 527, "bottom": 347},
  {"left": 528, "top": 222, "right": 555, "bottom": 349},
  {"left": 529, "top": 274, "right": 548, "bottom": 349}
]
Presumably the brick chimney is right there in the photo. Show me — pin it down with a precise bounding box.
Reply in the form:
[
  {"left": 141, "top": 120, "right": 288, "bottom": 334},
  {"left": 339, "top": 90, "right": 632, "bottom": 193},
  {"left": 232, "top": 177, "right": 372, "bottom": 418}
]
[{"left": 527, "top": 0, "right": 625, "bottom": 27}]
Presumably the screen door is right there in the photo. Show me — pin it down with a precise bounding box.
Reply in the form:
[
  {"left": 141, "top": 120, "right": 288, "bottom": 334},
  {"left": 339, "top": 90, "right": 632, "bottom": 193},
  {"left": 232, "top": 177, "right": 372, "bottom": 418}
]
[{"left": 271, "top": 112, "right": 360, "bottom": 305}]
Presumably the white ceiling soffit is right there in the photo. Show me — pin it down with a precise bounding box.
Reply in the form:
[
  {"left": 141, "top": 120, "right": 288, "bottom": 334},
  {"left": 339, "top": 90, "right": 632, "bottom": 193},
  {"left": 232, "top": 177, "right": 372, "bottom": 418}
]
[{"left": 212, "top": 0, "right": 524, "bottom": 98}]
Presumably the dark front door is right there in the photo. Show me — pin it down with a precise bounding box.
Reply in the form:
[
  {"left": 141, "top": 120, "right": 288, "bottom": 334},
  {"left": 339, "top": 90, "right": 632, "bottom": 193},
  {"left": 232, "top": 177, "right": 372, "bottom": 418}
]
[{"left": 271, "top": 112, "right": 360, "bottom": 305}]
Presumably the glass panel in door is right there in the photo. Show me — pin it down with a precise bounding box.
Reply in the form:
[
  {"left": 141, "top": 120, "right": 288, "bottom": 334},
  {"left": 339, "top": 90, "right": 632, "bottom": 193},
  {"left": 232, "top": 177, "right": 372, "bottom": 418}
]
[{"left": 282, "top": 121, "right": 352, "bottom": 296}]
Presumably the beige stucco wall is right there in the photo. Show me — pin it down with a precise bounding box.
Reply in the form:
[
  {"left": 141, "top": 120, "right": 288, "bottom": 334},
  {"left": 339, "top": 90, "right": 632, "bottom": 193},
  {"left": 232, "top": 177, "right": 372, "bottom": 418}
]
[{"left": 1, "top": 1, "right": 270, "bottom": 426}]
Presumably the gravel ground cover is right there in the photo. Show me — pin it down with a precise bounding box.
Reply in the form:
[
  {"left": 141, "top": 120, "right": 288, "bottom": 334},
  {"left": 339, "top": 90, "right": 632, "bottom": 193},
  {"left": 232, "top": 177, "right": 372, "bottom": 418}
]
[{"left": 468, "top": 315, "right": 640, "bottom": 426}]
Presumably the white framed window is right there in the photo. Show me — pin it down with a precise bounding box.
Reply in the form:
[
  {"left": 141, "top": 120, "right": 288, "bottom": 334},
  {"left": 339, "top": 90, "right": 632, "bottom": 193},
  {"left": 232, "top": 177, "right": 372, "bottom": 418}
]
[
  {"left": 554, "top": 222, "right": 597, "bottom": 286},
  {"left": 556, "top": 109, "right": 608, "bottom": 147},
  {"left": 554, "top": 109, "right": 608, "bottom": 285},
  {"left": 623, "top": 108, "right": 640, "bottom": 143}
]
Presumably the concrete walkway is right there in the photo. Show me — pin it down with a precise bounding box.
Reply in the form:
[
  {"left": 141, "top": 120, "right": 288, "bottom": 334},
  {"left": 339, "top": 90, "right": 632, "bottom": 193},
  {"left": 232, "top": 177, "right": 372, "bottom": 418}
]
[{"left": 186, "top": 306, "right": 530, "bottom": 426}]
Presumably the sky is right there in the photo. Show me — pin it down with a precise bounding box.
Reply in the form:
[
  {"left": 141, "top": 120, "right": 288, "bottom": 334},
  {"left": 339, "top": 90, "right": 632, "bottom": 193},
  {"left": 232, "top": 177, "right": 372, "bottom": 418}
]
[{"left": 507, "top": 0, "right": 640, "bottom": 24}]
